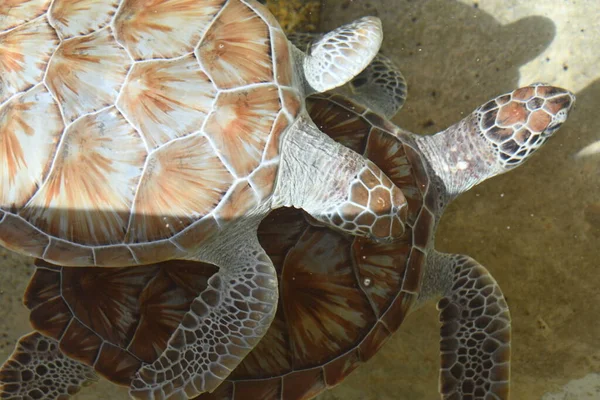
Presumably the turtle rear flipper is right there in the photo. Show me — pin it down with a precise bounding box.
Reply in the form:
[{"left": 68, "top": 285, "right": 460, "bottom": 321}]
[
  {"left": 0, "top": 332, "right": 97, "bottom": 399},
  {"left": 435, "top": 254, "right": 511, "bottom": 399}
]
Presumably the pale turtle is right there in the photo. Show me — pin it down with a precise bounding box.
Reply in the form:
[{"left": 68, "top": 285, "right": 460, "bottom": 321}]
[
  {"left": 0, "top": 0, "right": 411, "bottom": 399},
  {"left": 1, "top": 31, "right": 575, "bottom": 400}
]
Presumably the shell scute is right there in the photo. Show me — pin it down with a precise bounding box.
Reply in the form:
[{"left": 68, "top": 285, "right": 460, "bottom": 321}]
[
  {"left": 113, "top": 0, "right": 226, "bottom": 60},
  {"left": 0, "top": 17, "right": 58, "bottom": 103},
  {"left": 0, "top": 0, "right": 51, "bottom": 31},
  {"left": 401, "top": 248, "right": 426, "bottom": 293},
  {"left": 172, "top": 216, "right": 220, "bottom": 253},
  {"left": 129, "top": 240, "right": 187, "bottom": 265},
  {"left": 126, "top": 134, "right": 232, "bottom": 243},
  {"left": 322, "top": 349, "right": 361, "bottom": 387},
  {"left": 197, "top": 0, "right": 274, "bottom": 89},
  {"left": 44, "top": 239, "right": 94, "bottom": 265},
  {"left": 352, "top": 236, "right": 411, "bottom": 316},
  {"left": 23, "top": 265, "right": 60, "bottom": 309},
  {"left": 0, "top": 213, "right": 48, "bottom": 257},
  {"left": 49, "top": 0, "right": 120, "bottom": 39},
  {"left": 204, "top": 85, "right": 281, "bottom": 178},
  {"left": 0, "top": 84, "right": 62, "bottom": 210},
  {"left": 117, "top": 54, "right": 217, "bottom": 149},
  {"left": 45, "top": 28, "right": 131, "bottom": 122},
  {"left": 21, "top": 107, "right": 146, "bottom": 246},
  {"left": 282, "top": 368, "right": 326, "bottom": 400},
  {"left": 272, "top": 29, "right": 293, "bottom": 86},
  {"left": 357, "top": 321, "right": 389, "bottom": 361}
]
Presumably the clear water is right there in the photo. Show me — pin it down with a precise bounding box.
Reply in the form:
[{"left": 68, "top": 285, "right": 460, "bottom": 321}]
[{"left": 1, "top": 1, "right": 598, "bottom": 400}]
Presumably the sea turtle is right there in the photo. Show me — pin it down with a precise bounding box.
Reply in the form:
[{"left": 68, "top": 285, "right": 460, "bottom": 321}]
[
  {"left": 1, "top": 25, "right": 575, "bottom": 400},
  {"left": 0, "top": 0, "right": 412, "bottom": 399}
]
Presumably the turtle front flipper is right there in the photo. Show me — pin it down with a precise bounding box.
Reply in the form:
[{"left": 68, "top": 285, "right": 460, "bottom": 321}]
[
  {"left": 0, "top": 332, "right": 98, "bottom": 399},
  {"left": 431, "top": 254, "right": 511, "bottom": 399},
  {"left": 130, "top": 236, "right": 278, "bottom": 399},
  {"left": 301, "top": 16, "right": 383, "bottom": 93},
  {"left": 290, "top": 32, "right": 407, "bottom": 119}
]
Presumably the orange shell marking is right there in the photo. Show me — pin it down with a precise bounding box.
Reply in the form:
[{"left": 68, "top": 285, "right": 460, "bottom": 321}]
[
  {"left": 0, "top": 0, "right": 51, "bottom": 31},
  {"left": 114, "top": 0, "right": 226, "bottom": 60},
  {"left": 205, "top": 85, "right": 281, "bottom": 177},
  {"left": 45, "top": 28, "right": 131, "bottom": 122},
  {"left": 197, "top": 0, "right": 274, "bottom": 89},
  {"left": 127, "top": 134, "right": 233, "bottom": 243},
  {"left": 0, "top": 18, "right": 58, "bottom": 102},
  {"left": 117, "top": 55, "right": 217, "bottom": 149},
  {"left": 0, "top": 0, "right": 292, "bottom": 264},
  {"left": 49, "top": 0, "right": 120, "bottom": 38},
  {"left": 21, "top": 107, "right": 146, "bottom": 245},
  {"left": 0, "top": 85, "right": 62, "bottom": 209}
]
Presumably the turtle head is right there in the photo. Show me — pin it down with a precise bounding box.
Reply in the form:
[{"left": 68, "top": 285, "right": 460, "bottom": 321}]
[
  {"left": 416, "top": 84, "right": 575, "bottom": 198},
  {"left": 476, "top": 83, "right": 575, "bottom": 170}
]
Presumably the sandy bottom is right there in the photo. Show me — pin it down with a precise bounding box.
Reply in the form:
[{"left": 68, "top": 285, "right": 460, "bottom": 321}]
[{"left": 1, "top": 1, "right": 598, "bottom": 400}]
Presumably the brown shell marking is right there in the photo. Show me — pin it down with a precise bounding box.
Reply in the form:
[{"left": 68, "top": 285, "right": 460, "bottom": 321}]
[
  {"left": 249, "top": 162, "right": 278, "bottom": 201},
  {"left": 0, "top": 213, "right": 49, "bottom": 257},
  {"left": 352, "top": 236, "right": 412, "bottom": 316},
  {"left": 21, "top": 107, "right": 146, "bottom": 245},
  {"left": 263, "top": 111, "right": 288, "bottom": 161},
  {"left": 127, "top": 134, "right": 232, "bottom": 243},
  {"left": 49, "top": 0, "right": 120, "bottom": 38},
  {"left": 197, "top": 0, "right": 273, "bottom": 89},
  {"left": 215, "top": 180, "right": 258, "bottom": 222},
  {"left": 306, "top": 95, "right": 371, "bottom": 153},
  {"left": 24, "top": 259, "right": 219, "bottom": 387},
  {"left": 280, "top": 228, "right": 376, "bottom": 369},
  {"left": 45, "top": 28, "right": 131, "bottom": 122},
  {"left": 205, "top": 85, "right": 280, "bottom": 177},
  {"left": 0, "top": 0, "right": 52, "bottom": 31},
  {"left": 44, "top": 238, "right": 94, "bottom": 265},
  {"left": 0, "top": 17, "right": 58, "bottom": 103},
  {"left": 113, "top": 0, "right": 226, "bottom": 60},
  {"left": 0, "top": 85, "right": 62, "bottom": 210},
  {"left": 117, "top": 55, "right": 217, "bottom": 149}
]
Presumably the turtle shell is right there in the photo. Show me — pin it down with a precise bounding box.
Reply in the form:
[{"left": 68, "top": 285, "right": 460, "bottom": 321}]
[
  {"left": 21, "top": 93, "right": 439, "bottom": 398},
  {"left": 0, "top": 0, "right": 300, "bottom": 267}
]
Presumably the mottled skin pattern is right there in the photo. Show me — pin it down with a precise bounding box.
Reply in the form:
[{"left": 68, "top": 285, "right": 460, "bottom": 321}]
[{"left": 0, "top": 333, "right": 97, "bottom": 399}]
